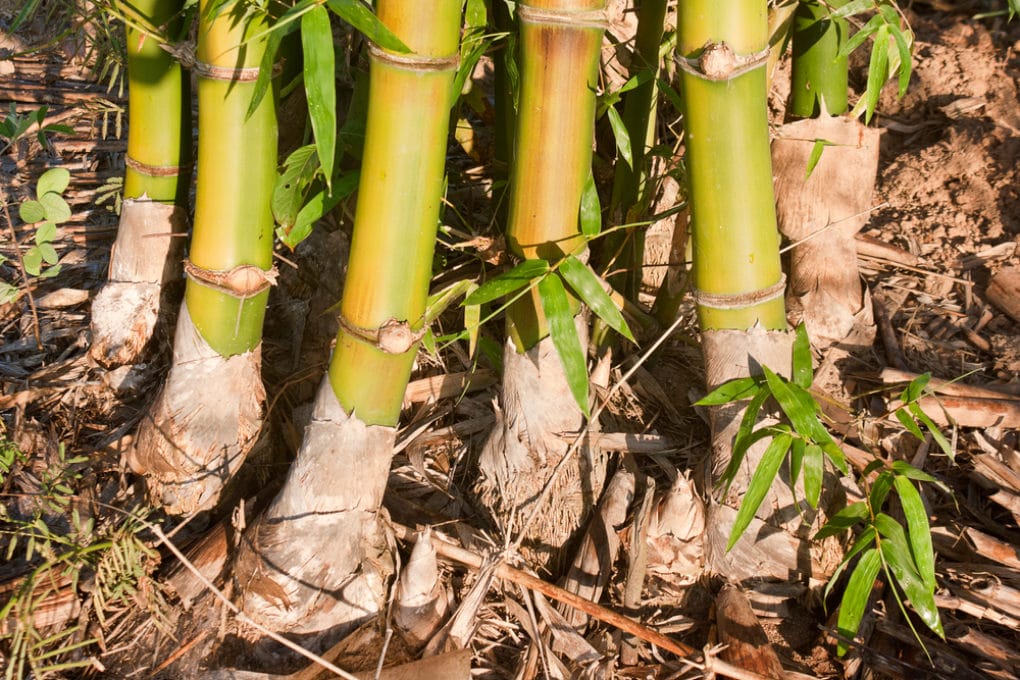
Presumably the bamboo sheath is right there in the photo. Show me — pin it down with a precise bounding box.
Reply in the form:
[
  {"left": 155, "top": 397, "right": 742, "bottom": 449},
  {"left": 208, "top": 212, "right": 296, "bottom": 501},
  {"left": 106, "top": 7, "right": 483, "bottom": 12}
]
[
  {"left": 185, "top": 2, "right": 277, "bottom": 357},
  {"left": 328, "top": 0, "right": 462, "bottom": 426},
  {"left": 678, "top": 0, "right": 786, "bottom": 331}
]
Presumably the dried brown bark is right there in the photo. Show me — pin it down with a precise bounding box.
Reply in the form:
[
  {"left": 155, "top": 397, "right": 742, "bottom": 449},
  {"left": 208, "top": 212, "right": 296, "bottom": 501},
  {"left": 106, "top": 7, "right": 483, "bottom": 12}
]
[
  {"left": 475, "top": 329, "right": 608, "bottom": 573},
  {"left": 127, "top": 300, "right": 264, "bottom": 515},
  {"left": 233, "top": 378, "right": 394, "bottom": 637},
  {"left": 772, "top": 114, "right": 880, "bottom": 348},
  {"left": 89, "top": 198, "right": 186, "bottom": 366}
]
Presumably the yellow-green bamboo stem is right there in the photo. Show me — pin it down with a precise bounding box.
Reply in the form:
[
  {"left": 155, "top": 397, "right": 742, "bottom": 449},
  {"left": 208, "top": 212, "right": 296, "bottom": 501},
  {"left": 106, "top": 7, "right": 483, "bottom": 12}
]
[
  {"left": 678, "top": 0, "right": 786, "bottom": 331},
  {"left": 327, "top": 0, "right": 462, "bottom": 426},
  {"left": 120, "top": 0, "right": 190, "bottom": 204},
  {"left": 184, "top": 1, "right": 277, "bottom": 356},
  {"left": 789, "top": 0, "right": 849, "bottom": 118},
  {"left": 506, "top": 0, "right": 607, "bottom": 351}
]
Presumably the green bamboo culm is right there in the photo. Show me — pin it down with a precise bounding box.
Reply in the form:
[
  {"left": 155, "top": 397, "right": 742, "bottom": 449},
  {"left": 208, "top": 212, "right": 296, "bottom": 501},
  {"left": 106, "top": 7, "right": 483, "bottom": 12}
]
[
  {"left": 121, "top": 0, "right": 190, "bottom": 205},
  {"left": 789, "top": 0, "right": 849, "bottom": 118},
  {"left": 327, "top": 0, "right": 462, "bottom": 426},
  {"left": 184, "top": 0, "right": 277, "bottom": 356},
  {"left": 606, "top": 0, "right": 667, "bottom": 300},
  {"left": 678, "top": 0, "right": 786, "bottom": 331},
  {"left": 506, "top": 0, "right": 607, "bottom": 352}
]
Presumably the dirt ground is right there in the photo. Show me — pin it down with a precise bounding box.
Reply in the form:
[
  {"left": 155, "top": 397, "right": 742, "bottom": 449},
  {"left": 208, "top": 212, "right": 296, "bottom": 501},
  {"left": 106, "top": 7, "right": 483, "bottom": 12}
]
[{"left": 2, "top": 2, "right": 1020, "bottom": 679}]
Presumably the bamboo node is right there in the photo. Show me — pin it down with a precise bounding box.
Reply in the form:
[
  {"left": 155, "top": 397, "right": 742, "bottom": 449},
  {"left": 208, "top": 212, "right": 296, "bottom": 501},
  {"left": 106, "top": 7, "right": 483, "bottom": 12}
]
[
  {"left": 367, "top": 43, "right": 460, "bottom": 72},
  {"left": 125, "top": 156, "right": 187, "bottom": 178},
  {"left": 516, "top": 4, "right": 609, "bottom": 29},
  {"left": 337, "top": 314, "right": 424, "bottom": 354},
  {"left": 183, "top": 260, "right": 278, "bottom": 299},
  {"left": 193, "top": 60, "right": 262, "bottom": 83},
  {"left": 676, "top": 41, "right": 769, "bottom": 82},
  {"left": 693, "top": 274, "right": 787, "bottom": 310}
]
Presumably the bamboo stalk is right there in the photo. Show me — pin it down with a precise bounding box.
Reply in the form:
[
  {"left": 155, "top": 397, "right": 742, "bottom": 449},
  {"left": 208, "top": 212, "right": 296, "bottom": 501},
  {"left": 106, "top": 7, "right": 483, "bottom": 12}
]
[{"left": 789, "top": 0, "right": 849, "bottom": 119}]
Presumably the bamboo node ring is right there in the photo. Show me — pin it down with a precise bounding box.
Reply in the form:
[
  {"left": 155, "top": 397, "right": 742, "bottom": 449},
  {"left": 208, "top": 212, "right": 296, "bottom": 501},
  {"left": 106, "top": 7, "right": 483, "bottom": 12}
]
[
  {"left": 516, "top": 4, "right": 608, "bottom": 29},
  {"left": 125, "top": 156, "right": 185, "bottom": 178},
  {"left": 184, "top": 260, "right": 278, "bottom": 299},
  {"left": 367, "top": 43, "right": 460, "bottom": 72},
  {"left": 337, "top": 315, "right": 424, "bottom": 355},
  {"left": 692, "top": 274, "right": 787, "bottom": 310},
  {"left": 676, "top": 41, "right": 769, "bottom": 82},
  {"left": 193, "top": 60, "right": 262, "bottom": 82}
]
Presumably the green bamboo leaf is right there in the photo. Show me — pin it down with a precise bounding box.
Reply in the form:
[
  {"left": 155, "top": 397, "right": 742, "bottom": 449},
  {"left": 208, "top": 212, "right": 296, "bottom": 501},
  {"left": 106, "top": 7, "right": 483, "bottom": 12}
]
[
  {"left": 303, "top": 5, "right": 337, "bottom": 185},
  {"left": 605, "top": 105, "right": 633, "bottom": 169},
  {"left": 837, "top": 14, "right": 882, "bottom": 58},
  {"left": 465, "top": 0, "right": 486, "bottom": 27},
  {"left": 803, "top": 442, "right": 824, "bottom": 509},
  {"left": 282, "top": 173, "right": 357, "bottom": 249},
  {"left": 40, "top": 192, "right": 71, "bottom": 223},
  {"left": 815, "top": 501, "right": 869, "bottom": 540},
  {"left": 36, "top": 167, "right": 70, "bottom": 196},
  {"left": 695, "top": 376, "right": 762, "bottom": 406},
  {"left": 19, "top": 199, "right": 45, "bottom": 224},
  {"left": 790, "top": 437, "right": 805, "bottom": 489},
  {"left": 864, "top": 24, "right": 890, "bottom": 123},
  {"left": 792, "top": 322, "right": 813, "bottom": 388},
  {"left": 559, "top": 255, "right": 634, "bottom": 342},
  {"left": 908, "top": 402, "right": 954, "bottom": 461},
  {"left": 24, "top": 246, "right": 42, "bottom": 276},
  {"left": 837, "top": 547, "right": 881, "bottom": 656},
  {"left": 248, "top": 23, "right": 288, "bottom": 119},
  {"left": 894, "top": 407, "right": 925, "bottom": 440},
  {"left": 902, "top": 372, "right": 930, "bottom": 402},
  {"left": 463, "top": 260, "right": 549, "bottom": 306},
  {"left": 869, "top": 470, "right": 894, "bottom": 510},
  {"left": 762, "top": 365, "right": 848, "bottom": 474},
  {"left": 893, "top": 475, "right": 936, "bottom": 591},
  {"left": 326, "top": 0, "right": 411, "bottom": 53},
  {"left": 890, "top": 25, "right": 912, "bottom": 97},
  {"left": 539, "top": 273, "right": 589, "bottom": 417},
  {"left": 35, "top": 220, "right": 56, "bottom": 245},
  {"left": 579, "top": 170, "right": 601, "bottom": 236},
  {"left": 878, "top": 527, "right": 944, "bottom": 637},
  {"left": 826, "top": 526, "right": 878, "bottom": 602},
  {"left": 724, "top": 424, "right": 778, "bottom": 492},
  {"left": 830, "top": 0, "right": 878, "bottom": 20},
  {"left": 617, "top": 69, "right": 653, "bottom": 94},
  {"left": 890, "top": 461, "right": 950, "bottom": 494},
  {"left": 804, "top": 139, "right": 829, "bottom": 181},
  {"left": 656, "top": 76, "right": 684, "bottom": 112},
  {"left": 464, "top": 283, "right": 480, "bottom": 357},
  {"left": 727, "top": 432, "right": 794, "bottom": 551}
]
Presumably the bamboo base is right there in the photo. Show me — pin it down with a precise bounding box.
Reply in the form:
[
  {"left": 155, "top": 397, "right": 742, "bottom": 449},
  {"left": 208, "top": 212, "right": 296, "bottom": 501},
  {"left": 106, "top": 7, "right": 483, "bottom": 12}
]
[
  {"left": 475, "top": 331, "right": 607, "bottom": 574},
  {"left": 234, "top": 378, "right": 394, "bottom": 636},
  {"left": 701, "top": 327, "right": 844, "bottom": 584},
  {"left": 127, "top": 299, "right": 264, "bottom": 515},
  {"left": 90, "top": 198, "right": 186, "bottom": 367}
]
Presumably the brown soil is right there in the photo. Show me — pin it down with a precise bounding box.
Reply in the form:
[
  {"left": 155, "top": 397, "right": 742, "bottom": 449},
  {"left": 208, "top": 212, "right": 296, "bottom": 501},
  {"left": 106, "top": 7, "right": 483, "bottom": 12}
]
[{"left": 2, "top": 2, "right": 1020, "bottom": 679}]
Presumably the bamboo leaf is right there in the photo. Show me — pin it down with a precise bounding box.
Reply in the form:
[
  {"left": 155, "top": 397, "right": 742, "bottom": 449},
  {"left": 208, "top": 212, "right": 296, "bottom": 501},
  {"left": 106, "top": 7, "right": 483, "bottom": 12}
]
[
  {"left": 890, "top": 25, "right": 913, "bottom": 97},
  {"left": 606, "top": 105, "right": 633, "bottom": 169},
  {"left": 721, "top": 388, "right": 772, "bottom": 487},
  {"left": 248, "top": 25, "right": 287, "bottom": 119},
  {"left": 326, "top": 0, "right": 410, "bottom": 53},
  {"left": 908, "top": 402, "right": 954, "bottom": 461},
  {"left": 36, "top": 167, "right": 70, "bottom": 196},
  {"left": 902, "top": 372, "right": 930, "bottom": 402},
  {"left": 803, "top": 442, "right": 824, "bottom": 509},
  {"left": 805, "top": 139, "right": 827, "bottom": 180},
  {"left": 463, "top": 260, "right": 549, "bottom": 306},
  {"left": 559, "top": 255, "right": 634, "bottom": 342},
  {"left": 864, "top": 24, "right": 890, "bottom": 123},
  {"left": 281, "top": 172, "right": 357, "bottom": 249},
  {"left": 302, "top": 5, "right": 337, "bottom": 185},
  {"left": 894, "top": 407, "right": 925, "bottom": 440},
  {"left": 727, "top": 432, "right": 793, "bottom": 551},
  {"left": 890, "top": 460, "right": 951, "bottom": 494},
  {"left": 695, "top": 376, "right": 762, "bottom": 406},
  {"left": 837, "top": 14, "right": 882, "bottom": 58},
  {"left": 815, "top": 501, "right": 869, "bottom": 540},
  {"left": 830, "top": 0, "right": 878, "bottom": 20},
  {"left": 878, "top": 524, "right": 944, "bottom": 638},
  {"left": 837, "top": 547, "right": 881, "bottom": 656},
  {"left": 579, "top": 170, "right": 601, "bottom": 236},
  {"left": 273, "top": 145, "right": 319, "bottom": 229},
  {"left": 19, "top": 200, "right": 45, "bottom": 224},
  {"left": 893, "top": 474, "right": 936, "bottom": 591},
  {"left": 790, "top": 437, "right": 805, "bottom": 492},
  {"left": 870, "top": 470, "right": 894, "bottom": 510},
  {"left": 539, "top": 273, "right": 589, "bottom": 417},
  {"left": 792, "top": 322, "right": 813, "bottom": 388},
  {"left": 762, "top": 366, "right": 848, "bottom": 474},
  {"left": 827, "top": 526, "right": 878, "bottom": 601}
]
